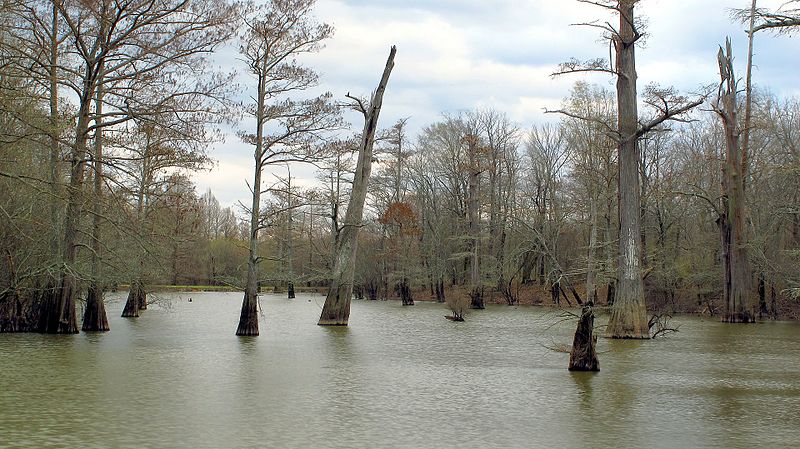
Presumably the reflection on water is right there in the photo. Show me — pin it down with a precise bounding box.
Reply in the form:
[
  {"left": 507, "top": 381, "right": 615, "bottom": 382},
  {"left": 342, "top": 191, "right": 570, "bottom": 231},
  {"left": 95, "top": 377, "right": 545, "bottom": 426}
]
[{"left": 1, "top": 292, "right": 799, "bottom": 448}]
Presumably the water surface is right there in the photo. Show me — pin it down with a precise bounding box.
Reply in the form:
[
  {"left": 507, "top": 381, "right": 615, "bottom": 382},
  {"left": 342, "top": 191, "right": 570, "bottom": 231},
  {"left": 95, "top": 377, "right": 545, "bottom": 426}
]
[{"left": 1, "top": 292, "right": 798, "bottom": 448}]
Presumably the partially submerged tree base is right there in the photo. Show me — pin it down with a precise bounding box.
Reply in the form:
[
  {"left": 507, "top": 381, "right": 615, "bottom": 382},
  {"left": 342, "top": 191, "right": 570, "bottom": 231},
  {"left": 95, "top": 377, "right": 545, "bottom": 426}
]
[
  {"left": 605, "top": 296, "right": 650, "bottom": 339},
  {"left": 0, "top": 289, "right": 28, "bottom": 332},
  {"left": 82, "top": 283, "right": 109, "bottom": 331},
  {"left": 318, "top": 283, "right": 351, "bottom": 326},
  {"left": 38, "top": 276, "right": 79, "bottom": 334},
  {"left": 569, "top": 304, "right": 599, "bottom": 371},
  {"left": 236, "top": 291, "right": 259, "bottom": 336},
  {"left": 122, "top": 281, "right": 146, "bottom": 318}
]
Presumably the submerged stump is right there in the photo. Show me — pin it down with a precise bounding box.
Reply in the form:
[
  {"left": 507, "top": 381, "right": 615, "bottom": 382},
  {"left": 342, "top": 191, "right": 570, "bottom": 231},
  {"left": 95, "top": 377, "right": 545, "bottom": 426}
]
[{"left": 568, "top": 304, "right": 599, "bottom": 372}]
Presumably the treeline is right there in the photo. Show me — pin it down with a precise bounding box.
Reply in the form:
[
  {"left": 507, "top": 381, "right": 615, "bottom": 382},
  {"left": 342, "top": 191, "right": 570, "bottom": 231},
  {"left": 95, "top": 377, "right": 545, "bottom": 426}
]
[{"left": 1, "top": 0, "right": 799, "bottom": 335}]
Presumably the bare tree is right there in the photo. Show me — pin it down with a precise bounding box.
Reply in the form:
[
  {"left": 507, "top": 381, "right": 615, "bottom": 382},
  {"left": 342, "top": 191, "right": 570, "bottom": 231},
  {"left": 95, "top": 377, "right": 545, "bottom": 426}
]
[{"left": 318, "top": 45, "right": 397, "bottom": 326}]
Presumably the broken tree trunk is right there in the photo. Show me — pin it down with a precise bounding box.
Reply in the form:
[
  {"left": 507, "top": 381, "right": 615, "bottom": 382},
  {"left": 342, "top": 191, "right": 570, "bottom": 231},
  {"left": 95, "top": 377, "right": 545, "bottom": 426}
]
[
  {"left": 318, "top": 46, "right": 396, "bottom": 326},
  {"left": 569, "top": 304, "right": 599, "bottom": 371},
  {"left": 715, "top": 39, "right": 754, "bottom": 324}
]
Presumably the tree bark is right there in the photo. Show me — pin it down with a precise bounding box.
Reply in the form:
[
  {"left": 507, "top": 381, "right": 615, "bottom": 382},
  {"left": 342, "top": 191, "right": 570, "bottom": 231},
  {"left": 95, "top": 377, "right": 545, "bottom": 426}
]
[
  {"left": 606, "top": 0, "right": 649, "bottom": 339},
  {"left": 319, "top": 46, "right": 396, "bottom": 325}
]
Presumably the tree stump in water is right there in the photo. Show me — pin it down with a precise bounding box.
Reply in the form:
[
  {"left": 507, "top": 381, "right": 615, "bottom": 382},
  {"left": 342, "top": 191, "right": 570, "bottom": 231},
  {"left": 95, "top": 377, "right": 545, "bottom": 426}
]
[{"left": 568, "top": 304, "right": 599, "bottom": 371}]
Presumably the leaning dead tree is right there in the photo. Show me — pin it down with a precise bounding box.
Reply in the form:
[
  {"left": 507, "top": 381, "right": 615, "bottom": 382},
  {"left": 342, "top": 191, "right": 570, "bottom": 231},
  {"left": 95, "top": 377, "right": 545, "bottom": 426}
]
[
  {"left": 713, "top": 39, "right": 754, "bottom": 323},
  {"left": 318, "top": 45, "right": 397, "bottom": 326},
  {"left": 552, "top": 0, "right": 703, "bottom": 338}
]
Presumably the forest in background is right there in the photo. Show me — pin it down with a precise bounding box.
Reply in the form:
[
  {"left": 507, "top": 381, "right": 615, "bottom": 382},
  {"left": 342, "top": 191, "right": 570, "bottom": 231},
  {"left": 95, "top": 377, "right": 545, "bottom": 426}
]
[{"left": 1, "top": 0, "right": 799, "bottom": 335}]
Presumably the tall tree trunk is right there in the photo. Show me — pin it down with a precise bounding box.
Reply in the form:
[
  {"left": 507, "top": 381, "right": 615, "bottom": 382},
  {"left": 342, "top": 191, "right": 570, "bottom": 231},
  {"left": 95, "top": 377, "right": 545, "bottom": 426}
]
[
  {"left": 83, "top": 70, "right": 109, "bottom": 332},
  {"left": 716, "top": 40, "right": 754, "bottom": 323},
  {"left": 40, "top": 67, "right": 98, "bottom": 334},
  {"left": 586, "top": 194, "right": 598, "bottom": 304},
  {"left": 40, "top": 3, "right": 63, "bottom": 328},
  {"left": 122, "top": 137, "right": 151, "bottom": 318},
  {"left": 287, "top": 173, "right": 295, "bottom": 299},
  {"left": 606, "top": 0, "right": 649, "bottom": 339},
  {"left": 319, "top": 46, "right": 396, "bottom": 325},
  {"left": 236, "top": 56, "right": 269, "bottom": 336},
  {"left": 467, "top": 135, "right": 484, "bottom": 309},
  {"left": 742, "top": 0, "right": 757, "bottom": 193},
  {"left": 48, "top": 3, "right": 61, "bottom": 260}
]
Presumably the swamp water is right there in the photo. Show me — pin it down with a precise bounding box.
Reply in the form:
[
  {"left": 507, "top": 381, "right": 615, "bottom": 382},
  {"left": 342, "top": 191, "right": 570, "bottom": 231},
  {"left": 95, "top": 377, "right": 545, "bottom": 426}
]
[{"left": 1, "top": 292, "right": 799, "bottom": 448}]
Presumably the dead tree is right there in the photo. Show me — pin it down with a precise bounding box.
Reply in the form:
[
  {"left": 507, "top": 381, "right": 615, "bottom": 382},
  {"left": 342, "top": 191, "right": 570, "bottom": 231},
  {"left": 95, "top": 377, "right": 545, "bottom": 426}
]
[
  {"left": 568, "top": 303, "right": 599, "bottom": 371},
  {"left": 318, "top": 46, "right": 397, "bottom": 326},
  {"left": 713, "top": 40, "right": 754, "bottom": 323}
]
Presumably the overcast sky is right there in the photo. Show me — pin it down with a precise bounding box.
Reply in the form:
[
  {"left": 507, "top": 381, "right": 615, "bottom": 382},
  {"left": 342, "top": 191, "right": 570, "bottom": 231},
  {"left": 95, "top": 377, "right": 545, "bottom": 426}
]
[{"left": 194, "top": 0, "right": 799, "bottom": 208}]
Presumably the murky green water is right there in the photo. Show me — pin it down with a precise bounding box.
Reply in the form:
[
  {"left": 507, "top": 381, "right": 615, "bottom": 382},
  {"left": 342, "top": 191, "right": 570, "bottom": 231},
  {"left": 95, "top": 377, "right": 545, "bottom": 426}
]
[{"left": 1, "top": 292, "right": 799, "bottom": 448}]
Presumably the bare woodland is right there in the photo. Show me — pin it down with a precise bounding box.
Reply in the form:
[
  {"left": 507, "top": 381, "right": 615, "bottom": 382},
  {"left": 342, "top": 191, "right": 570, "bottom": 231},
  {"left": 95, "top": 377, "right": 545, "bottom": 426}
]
[{"left": 0, "top": 0, "right": 799, "bottom": 342}]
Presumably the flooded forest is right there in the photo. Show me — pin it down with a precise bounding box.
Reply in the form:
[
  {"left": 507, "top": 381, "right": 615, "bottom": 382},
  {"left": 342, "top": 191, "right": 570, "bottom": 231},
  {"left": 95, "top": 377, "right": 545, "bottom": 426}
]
[
  {"left": 2, "top": 0, "right": 798, "bottom": 334},
  {"left": 2, "top": 0, "right": 800, "bottom": 447}
]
